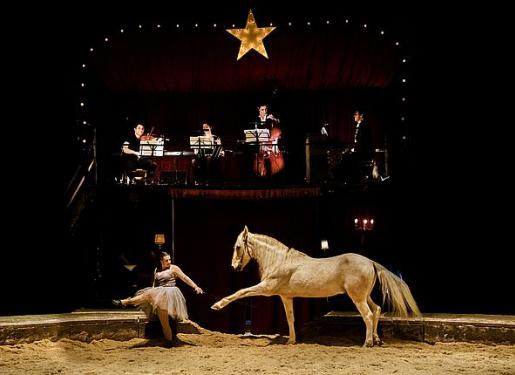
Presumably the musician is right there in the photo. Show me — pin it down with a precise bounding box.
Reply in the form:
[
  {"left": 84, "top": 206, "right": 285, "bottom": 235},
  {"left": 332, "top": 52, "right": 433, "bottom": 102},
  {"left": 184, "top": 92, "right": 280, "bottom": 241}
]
[
  {"left": 255, "top": 104, "right": 280, "bottom": 130},
  {"left": 351, "top": 110, "right": 373, "bottom": 161},
  {"left": 192, "top": 123, "right": 223, "bottom": 185},
  {"left": 330, "top": 110, "right": 374, "bottom": 183},
  {"left": 192, "top": 123, "right": 223, "bottom": 157},
  {"left": 121, "top": 123, "right": 157, "bottom": 183},
  {"left": 246, "top": 105, "right": 284, "bottom": 180}
]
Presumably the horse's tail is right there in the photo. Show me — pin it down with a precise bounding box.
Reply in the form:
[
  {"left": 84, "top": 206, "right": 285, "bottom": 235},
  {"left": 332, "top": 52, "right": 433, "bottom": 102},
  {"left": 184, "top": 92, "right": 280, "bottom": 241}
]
[{"left": 373, "top": 261, "right": 422, "bottom": 317}]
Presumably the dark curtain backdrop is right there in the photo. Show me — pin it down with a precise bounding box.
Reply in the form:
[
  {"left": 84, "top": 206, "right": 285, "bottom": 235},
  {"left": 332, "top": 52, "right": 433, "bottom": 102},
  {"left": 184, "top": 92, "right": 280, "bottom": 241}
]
[{"left": 90, "top": 24, "right": 397, "bottom": 93}]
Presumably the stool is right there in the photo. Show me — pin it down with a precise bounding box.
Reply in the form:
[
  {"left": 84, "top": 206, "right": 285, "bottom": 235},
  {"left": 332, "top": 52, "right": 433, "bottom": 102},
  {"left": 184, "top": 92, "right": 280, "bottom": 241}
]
[{"left": 131, "top": 168, "right": 148, "bottom": 184}]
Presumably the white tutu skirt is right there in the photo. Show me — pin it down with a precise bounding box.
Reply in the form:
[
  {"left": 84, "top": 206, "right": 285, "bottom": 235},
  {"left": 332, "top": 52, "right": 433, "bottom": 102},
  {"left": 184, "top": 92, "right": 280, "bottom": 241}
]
[{"left": 133, "top": 286, "right": 189, "bottom": 322}]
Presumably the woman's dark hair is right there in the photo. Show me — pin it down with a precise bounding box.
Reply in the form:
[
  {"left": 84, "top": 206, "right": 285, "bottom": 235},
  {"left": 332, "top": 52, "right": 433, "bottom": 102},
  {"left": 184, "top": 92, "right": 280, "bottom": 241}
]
[
  {"left": 160, "top": 251, "right": 170, "bottom": 260},
  {"left": 157, "top": 251, "right": 171, "bottom": 270}
]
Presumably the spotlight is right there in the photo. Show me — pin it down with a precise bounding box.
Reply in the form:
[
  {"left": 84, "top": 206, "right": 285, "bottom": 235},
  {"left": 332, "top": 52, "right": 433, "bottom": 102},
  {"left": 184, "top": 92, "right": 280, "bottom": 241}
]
[{"left": 354, "top": 217, "right": 374, "bottom": 231}]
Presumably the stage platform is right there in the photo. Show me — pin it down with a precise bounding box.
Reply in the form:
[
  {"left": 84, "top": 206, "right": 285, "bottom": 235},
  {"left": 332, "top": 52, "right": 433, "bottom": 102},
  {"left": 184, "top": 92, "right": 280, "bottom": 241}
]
[
  {"left": 301, "top": 311, "right": 515, "bottom": 345},
  {"left": 1, "top": 310, "right": 513, "bottom": 345},
  {"left": 0, "top": 309, "right": 200, "bottom": 345}
]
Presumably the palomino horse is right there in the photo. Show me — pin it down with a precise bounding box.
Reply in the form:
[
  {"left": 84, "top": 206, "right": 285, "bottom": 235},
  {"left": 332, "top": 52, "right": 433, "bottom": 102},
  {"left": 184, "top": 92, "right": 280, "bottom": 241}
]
[{"left": 211, "top": 226, "right": 421, "bottom": 347}]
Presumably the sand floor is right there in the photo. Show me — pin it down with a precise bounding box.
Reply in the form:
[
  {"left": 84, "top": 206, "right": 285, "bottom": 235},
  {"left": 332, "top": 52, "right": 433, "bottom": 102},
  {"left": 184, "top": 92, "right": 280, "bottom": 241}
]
[{"left": 1, "top": 323, "right": 513, "bottom": 374}]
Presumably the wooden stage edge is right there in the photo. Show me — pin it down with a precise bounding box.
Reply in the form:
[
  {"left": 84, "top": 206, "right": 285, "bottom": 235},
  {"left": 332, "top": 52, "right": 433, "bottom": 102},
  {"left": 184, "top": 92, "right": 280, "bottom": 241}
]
[{"left": 1, "top": 310, "right": 513, "bottom": 345}]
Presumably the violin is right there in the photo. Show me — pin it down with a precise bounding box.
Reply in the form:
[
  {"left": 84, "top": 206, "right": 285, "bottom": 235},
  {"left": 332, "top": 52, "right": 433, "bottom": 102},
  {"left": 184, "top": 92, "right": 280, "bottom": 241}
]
[
  {"left": 140, "top": 134, "right": 157, "bottom": 141},
  {"left": 140, "top": 126, "right": 157, "bottom": 141}
]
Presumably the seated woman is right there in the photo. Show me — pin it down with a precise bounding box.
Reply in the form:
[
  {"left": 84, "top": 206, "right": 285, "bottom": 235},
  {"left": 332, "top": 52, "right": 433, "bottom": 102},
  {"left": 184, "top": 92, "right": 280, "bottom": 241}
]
[{"left": 113, "top": 251, "right": 203, "bottom": 347}]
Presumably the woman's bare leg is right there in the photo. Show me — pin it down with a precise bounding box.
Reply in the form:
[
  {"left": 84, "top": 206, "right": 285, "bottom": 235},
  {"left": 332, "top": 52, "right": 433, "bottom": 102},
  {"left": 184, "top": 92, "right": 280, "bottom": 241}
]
[
  {"left": 121, "top": 293, "right": 151, "bottom": 306},
  {"left": 157, "top": 308, "right": 173, "bottom": 341}
]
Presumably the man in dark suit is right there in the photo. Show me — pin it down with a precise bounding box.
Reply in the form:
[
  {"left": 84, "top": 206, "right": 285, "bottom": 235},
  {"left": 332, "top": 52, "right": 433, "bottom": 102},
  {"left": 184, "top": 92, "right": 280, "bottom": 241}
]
[
  {"left": 351, "top": 110, "right": 373, "bottom": 162},
  {"left": 330, "top": 110, "right": 374, "bottom": 183}
]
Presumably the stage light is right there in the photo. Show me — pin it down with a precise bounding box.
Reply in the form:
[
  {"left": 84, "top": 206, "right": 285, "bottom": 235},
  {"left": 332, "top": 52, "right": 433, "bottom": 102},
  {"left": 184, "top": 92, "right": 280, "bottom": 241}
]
[
  {"left": 176, "top": 24, "right": 180, "bottom": 28},
  {"left": 195, "top": 23, "right": 199, "bottom": 27},
  {"left": 83, "top": 121, "right": 87, "bottom": 125},
  {"left": 138, "top": 24, "right": 142, "bottom": 29},
  {"left": 321, "top": 239, "right": 329, "bottom": 251},
  {"left": 81, "top": 83, "right": 85, "bottom": 87},
  {"left": 288, "top": 22, "right": 292, "bottom": 26},
  {"left": 307, "top": 21, "right": 311, "bottom": 26},
  {"left": 363, "top": 24, "right": 367, "bottom": 28},
  {"left": 157, "top": 24, "right": 161, "bottom": 28},
  {"left": 81, "top": 63, "right": 86, "bottom": 68},
  {"left": 326, "top": 20, "right": 330, "bottom": 24},
  {"left": 401, "top": 117, "right": 405, "bottom": 121},
  {"left": 90, "top": 48, "right": 94, "bottom": 52},
  {"left": 402, "top": 97, "right": 406, "bottom": 102},
  {"left": 213, "top": 24, "right": 217, "bottom": 28},
  {"left": 155, "top": 233, "right": 166, "bottom": 251},
  {"left": 402, "top": 58, "right": 407, "bottom": 63},
  {"left": 345, "top": 19, "right": 349, "bottom": 23},
  {"left": 395, "top": 41, "right": 400, "bottom": 46},
  {"left": 402, "top": 78, "right": 406, "bottom": 83},
  {"left": 120, "top": 29, "right": 124, "bottom": 33},
  {"left": 380, "top": 30, "right": 384, "bottom": 35},
  {"left": 80, "top": 102, "right": 84, "bottom": 107},
  {"left": 354, "top": 217, "right": 374, "bottom": 231},
  {"left": 104, "top": 37, "right": 109, "bottom": 42}
]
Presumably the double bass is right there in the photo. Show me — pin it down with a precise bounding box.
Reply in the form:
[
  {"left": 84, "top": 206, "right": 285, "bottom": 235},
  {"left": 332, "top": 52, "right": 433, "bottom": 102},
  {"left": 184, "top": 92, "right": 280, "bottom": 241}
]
[{"left": 254, "top": 126, "right": 284, "bottom": 177}]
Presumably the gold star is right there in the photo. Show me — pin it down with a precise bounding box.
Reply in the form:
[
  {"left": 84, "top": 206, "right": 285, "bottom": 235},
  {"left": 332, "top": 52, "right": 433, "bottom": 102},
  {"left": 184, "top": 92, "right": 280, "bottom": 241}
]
[{"left": 226, "top": 10, "right": 276, "bottom": 61}]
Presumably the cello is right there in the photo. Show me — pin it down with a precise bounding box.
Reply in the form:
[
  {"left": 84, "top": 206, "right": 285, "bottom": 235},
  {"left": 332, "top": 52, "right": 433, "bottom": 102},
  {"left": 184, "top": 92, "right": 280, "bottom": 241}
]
[{"left": 253, "top": 126, "right": 284, "bottom": 177}]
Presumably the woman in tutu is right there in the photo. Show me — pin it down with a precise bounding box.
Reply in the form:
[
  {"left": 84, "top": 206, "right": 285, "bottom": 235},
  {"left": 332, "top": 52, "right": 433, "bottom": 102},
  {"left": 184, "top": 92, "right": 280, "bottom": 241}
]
[{"left": 113, "top": 251, "right": 203, "bottom": 346}]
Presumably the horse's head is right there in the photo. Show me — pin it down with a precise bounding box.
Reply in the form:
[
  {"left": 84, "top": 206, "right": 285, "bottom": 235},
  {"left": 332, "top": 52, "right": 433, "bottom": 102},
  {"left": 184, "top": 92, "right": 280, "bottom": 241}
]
[{"left": 232, "top": 225, "right": 252, "bottom": 271}]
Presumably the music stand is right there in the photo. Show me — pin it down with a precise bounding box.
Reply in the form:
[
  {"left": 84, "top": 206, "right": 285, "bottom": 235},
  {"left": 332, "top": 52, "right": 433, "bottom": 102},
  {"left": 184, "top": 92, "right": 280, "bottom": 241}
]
[
  {"left": 190, "top": 136, "right": 216, "bottom": 185},
  {"left": 189, "top": 136, "right": 215, "bottom": 157},
  {"left": 140, "top": 138, "right": 165, "bottom": 157},
  {"left": 244, "top": 128, "right": 270, "bottom": 144}
]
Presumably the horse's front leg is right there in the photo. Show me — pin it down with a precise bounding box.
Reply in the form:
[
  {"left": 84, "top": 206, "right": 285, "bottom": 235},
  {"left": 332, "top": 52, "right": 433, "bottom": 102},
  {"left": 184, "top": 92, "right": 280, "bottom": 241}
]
[
  {"left": 211, "top": 282, "right": 271, "bottom": 310},
  {"left": 280, "top": 296, "right": 296, "bottom": 344}
]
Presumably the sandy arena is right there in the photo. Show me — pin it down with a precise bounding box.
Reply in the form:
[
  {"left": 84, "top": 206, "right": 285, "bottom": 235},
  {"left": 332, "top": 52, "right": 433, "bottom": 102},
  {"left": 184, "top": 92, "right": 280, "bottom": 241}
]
[{"left": 1, "top": 323, "right": 513, "bottom": 374}]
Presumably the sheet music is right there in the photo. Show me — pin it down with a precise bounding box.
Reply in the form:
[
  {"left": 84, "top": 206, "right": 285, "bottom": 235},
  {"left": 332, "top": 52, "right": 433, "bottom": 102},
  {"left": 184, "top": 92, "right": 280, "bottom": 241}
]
[
  {"left": 244, "top": 129, "right": 270, "bottom": 143},
  {"left": 139, "top": 138, "right": 165, "bottom": 156},
  {"left": 189, "top": 135, "right": 215, "bottom": 149}
]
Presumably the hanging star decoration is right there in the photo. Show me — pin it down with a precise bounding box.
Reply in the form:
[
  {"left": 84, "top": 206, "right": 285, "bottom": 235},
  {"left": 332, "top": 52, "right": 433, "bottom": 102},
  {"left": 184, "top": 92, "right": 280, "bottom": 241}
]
[{"left": 226, "top": 10, "right": 276, "bottom": 61}]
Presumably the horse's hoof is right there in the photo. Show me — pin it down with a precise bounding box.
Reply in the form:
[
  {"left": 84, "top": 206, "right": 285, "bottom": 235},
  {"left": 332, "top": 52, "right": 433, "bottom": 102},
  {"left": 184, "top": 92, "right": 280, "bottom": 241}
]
[
  {"left": 374, "top": 339, "right": 384, "bottom": 346},
  {"left": 286, "top": 339, "right": 296, "bottom": 345},
  {"left": 362, "top": 341, "right": 374, "bottom": 348},
  {"left": 211, "top": 303, "right": 221, "bottom": 310}
]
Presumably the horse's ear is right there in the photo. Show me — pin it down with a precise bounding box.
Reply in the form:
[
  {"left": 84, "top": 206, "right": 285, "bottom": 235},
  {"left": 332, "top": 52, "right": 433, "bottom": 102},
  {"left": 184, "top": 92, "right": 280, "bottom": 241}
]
[{"left": 243, "top": 225, "right": 249, "bottom": 238}]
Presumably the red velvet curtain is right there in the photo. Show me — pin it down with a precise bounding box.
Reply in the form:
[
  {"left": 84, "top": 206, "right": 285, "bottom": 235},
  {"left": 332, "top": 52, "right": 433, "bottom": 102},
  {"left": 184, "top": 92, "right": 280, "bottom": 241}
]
[{"left": 92, "top": 25, "right": 396, "bottom": 93}]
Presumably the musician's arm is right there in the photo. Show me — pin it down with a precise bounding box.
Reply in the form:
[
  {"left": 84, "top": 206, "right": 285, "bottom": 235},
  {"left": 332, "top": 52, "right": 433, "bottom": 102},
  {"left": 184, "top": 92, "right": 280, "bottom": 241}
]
[{"left": 122, "top": 142, "right": 140, "bottom": 157}]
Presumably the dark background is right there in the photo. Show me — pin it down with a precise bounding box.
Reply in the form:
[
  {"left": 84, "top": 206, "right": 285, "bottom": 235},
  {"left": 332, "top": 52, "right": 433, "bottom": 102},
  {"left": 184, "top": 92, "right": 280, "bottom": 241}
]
[{"left": 3, "top": 2, "right": 511, "bottom": 327}]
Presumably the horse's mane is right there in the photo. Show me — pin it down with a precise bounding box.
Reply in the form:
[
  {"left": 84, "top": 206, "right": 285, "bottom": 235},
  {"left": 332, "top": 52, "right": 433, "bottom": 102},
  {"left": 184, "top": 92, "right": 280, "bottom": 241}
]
[
  {"left": 249, "top": 233, "right": 309, "bottom": 280},
  {"left": 253, "top": 233, "right": 296, "bottom": 250}
]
